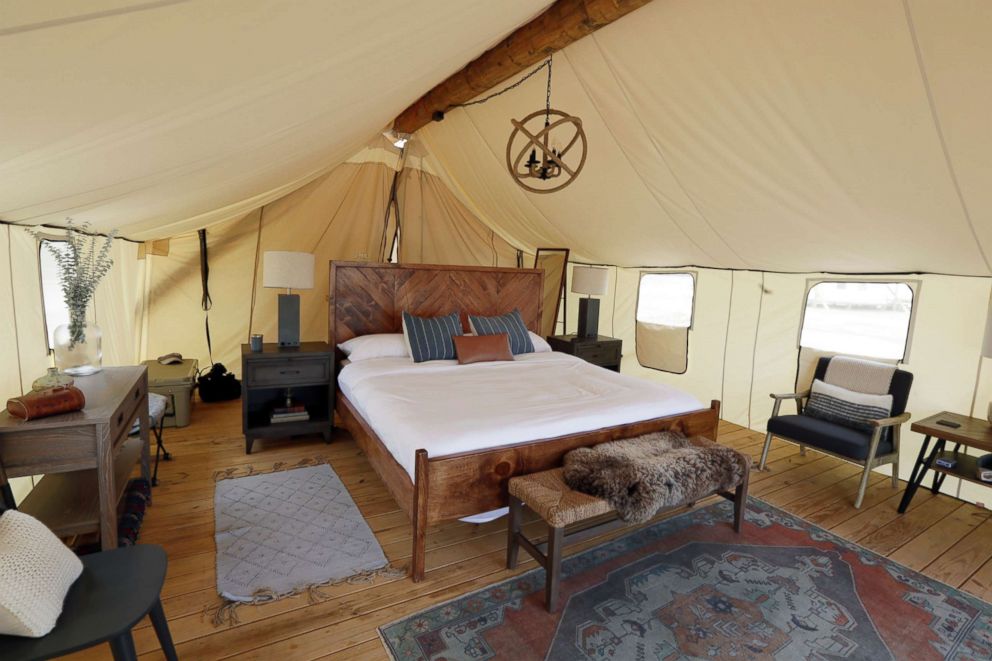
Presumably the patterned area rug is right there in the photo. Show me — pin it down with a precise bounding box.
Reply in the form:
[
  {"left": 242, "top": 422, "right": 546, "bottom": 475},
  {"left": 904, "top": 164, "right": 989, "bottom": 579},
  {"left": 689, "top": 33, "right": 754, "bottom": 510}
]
[
  {"left": 379, "top": 498, "right": 992, "bottom": 660},
  {"left": 214, "top": 462, "right": 389, "bottom": 605}
]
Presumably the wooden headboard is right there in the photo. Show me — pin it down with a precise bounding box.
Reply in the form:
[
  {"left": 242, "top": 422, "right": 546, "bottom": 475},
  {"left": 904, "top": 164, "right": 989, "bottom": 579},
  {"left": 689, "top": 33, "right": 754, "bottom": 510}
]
[{"left": 329, "top": 262, "right": 545, "bottom": 346}]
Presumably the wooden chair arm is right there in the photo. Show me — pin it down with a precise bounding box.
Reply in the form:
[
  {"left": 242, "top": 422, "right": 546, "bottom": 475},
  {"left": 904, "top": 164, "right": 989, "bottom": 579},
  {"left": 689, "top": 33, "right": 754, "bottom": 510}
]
[
  {"left": 769, "top": 390, "right": 810, "bottom": 400},
  {"left": 870, "top": 412, "right": 911, "bottom": 428},
  {"left": 769, "top": 390, "right": 809, "bottom": 417}
]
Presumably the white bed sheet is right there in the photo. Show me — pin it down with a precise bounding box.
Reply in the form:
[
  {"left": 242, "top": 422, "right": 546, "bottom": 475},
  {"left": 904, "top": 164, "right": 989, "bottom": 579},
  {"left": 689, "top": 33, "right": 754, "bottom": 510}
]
[{"left": 337, "top": 351, "right": 705, "bottom": 478}]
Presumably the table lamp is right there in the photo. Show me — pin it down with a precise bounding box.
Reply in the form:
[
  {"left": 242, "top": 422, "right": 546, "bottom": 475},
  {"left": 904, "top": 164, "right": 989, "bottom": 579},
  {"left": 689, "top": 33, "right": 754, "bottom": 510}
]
[
  {"left": 263, "top": 251, "right": 314, "bottom": 347},
  {"left": 571, "top": 265, "right": 608, "bottom": 338}
]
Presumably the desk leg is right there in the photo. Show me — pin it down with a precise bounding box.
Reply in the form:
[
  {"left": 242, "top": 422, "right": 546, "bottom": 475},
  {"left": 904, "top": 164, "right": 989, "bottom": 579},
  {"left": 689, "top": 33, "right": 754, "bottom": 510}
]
[
  {"left": 97, "top": 423, "right": 118, "bottom": 550},
  {"left": 898, "top": 436, "right": 941, "bottom": 514}
]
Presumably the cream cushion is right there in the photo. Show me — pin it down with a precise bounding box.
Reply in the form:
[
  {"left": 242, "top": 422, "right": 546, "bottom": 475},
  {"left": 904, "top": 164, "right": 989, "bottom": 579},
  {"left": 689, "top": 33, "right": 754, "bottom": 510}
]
[{"left": 0, "top": 510, "right": 83, "bottom": 637}]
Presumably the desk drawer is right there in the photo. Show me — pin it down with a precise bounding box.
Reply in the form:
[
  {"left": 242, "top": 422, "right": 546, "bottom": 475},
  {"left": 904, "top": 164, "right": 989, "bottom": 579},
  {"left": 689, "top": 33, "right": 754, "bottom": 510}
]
[{"left": 247, "top": 358, "right": 330, "bottom": 387}]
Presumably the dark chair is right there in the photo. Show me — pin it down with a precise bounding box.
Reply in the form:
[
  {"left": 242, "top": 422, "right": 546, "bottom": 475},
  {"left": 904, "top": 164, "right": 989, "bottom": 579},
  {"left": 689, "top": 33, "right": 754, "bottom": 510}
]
[
  {"left": 0, "top": 544, "right": 178, "bottom": 661},
  {"left": 758, "top": 356, "right": 913, "bottom": 508}
]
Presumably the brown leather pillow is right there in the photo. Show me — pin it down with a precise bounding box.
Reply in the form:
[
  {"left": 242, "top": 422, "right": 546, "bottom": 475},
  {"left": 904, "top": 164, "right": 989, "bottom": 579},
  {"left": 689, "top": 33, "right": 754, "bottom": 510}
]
[{"left": 453, "top": 333, "right": 513, "bottom": 365}]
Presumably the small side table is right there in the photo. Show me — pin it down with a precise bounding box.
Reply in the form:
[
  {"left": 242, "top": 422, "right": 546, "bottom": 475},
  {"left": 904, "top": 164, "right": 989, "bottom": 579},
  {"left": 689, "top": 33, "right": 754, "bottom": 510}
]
[
  {"left": 897, "top": 411, "right": 992, "bottom": 513},
  {"left": 241, "top": 342, "right": 334, "bottom": 454},
  {"left": 547, "top": 334, "right": 622, "bottom": 372}
]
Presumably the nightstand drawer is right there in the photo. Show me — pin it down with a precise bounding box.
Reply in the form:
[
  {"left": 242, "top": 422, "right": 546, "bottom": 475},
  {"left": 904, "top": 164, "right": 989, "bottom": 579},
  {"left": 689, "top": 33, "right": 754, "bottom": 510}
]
[
  {"left": 579, "top": 344, "right": 621, "bottom": 365},
  {"left": 246, "top": 358, "right": 329, "bottom": 387}
]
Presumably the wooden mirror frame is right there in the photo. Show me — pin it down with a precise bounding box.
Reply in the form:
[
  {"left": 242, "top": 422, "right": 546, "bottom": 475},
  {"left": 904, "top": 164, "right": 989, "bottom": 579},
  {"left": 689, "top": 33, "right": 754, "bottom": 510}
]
[{"left": 534, "top": 248, "right": 570, "bottom": 337}]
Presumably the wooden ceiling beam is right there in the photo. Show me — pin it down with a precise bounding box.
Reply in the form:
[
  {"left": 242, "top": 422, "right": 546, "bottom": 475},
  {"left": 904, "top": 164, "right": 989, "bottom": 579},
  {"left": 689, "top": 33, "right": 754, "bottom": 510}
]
[{"left": 392, "top": 0, "right": 654, "bottom": 135}]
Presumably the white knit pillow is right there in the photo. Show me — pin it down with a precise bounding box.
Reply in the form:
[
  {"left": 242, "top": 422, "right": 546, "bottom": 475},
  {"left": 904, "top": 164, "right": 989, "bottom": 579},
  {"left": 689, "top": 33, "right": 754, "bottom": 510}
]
[{"left": 0, "top": 510, "right": 83, "bottom": 637}]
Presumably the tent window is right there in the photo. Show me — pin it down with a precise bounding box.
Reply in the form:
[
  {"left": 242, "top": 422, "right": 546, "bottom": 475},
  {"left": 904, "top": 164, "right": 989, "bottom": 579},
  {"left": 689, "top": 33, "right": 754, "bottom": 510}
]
[
  {"left": 39, "top": 239, "right": 71, "bottom": 351},
  {"left": 635, "top": 272, "right": 695, "bottom": 374},
  {"left": 799, "top": 281, "right": 915, "bottom": 360}
]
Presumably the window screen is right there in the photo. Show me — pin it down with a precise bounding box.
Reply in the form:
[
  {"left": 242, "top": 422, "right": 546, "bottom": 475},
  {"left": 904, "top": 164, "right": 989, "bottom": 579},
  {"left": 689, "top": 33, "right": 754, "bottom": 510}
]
[
  {"left": 39, "top": 240, "right": 71, "bottom": 351},
  {"left": 635, "top": 272, "right": 695, "bottom": 373},
  {"left": 799, "top": 281, "right": 914, "bottom": 360},
  {"left": 636, "top": 272, "right": 694, "bottom": 327}
]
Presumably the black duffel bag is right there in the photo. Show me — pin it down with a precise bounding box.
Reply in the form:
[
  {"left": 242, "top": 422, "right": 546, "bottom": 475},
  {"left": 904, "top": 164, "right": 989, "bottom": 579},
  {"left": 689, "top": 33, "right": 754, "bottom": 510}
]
[{"left": 197, "top": 363, "right": 241, "bottom": 402}]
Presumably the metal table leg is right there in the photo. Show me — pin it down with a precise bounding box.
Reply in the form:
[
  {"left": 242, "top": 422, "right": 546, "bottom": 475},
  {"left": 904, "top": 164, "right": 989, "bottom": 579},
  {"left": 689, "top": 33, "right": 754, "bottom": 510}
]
[
  {"left": 931, "top": 442, "right": 960, "bottom": 494},
  {"left": 898, "top": 435, "right": 942, "bottom": 514}
]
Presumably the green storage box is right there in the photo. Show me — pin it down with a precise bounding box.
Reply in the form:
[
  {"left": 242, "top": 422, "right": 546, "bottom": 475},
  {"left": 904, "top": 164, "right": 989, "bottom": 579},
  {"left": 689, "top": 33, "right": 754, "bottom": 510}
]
[{"left": 142, "top": 358, "right": 198, "bottom": 428}]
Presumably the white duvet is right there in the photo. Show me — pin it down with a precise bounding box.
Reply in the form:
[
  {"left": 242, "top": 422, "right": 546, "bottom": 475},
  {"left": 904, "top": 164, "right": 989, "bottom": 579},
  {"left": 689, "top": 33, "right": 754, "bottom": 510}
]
[{"left": 338, "top": 351, "right": 705, "bottom": 478}]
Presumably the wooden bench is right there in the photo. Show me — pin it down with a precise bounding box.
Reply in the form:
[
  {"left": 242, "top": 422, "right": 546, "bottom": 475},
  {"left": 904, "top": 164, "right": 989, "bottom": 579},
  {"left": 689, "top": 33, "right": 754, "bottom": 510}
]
[{"left": 506, "top": 446, "right": 749, "bottom": 612}]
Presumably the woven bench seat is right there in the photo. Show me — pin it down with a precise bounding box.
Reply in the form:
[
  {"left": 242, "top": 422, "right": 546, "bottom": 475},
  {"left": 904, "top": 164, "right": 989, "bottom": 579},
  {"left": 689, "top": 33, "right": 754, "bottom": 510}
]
[
  {"left": 508, "top": 468, "right": 612, "bottom": 528},
  {"left": 506, "top": 436, "right": 749, "bottom": 612}
]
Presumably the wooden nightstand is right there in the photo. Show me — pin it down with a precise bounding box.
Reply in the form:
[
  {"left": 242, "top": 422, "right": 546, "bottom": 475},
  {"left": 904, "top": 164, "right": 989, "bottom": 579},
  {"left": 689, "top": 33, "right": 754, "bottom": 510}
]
[
  {"left": 241, "top": 342, "right": 334, "bottom": 454},
  {"left": 547, "top": 334, "right": 622, "bottom": 372}
]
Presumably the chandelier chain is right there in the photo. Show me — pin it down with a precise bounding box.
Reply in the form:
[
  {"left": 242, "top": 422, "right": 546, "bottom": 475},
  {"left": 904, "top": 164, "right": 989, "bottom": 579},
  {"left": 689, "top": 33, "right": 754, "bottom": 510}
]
[
  {"left": 545, "top": 54, "right": 553, "bottom": 125},
  {"left": 449, "top": 56, "right": 553, "bottom": 111}
]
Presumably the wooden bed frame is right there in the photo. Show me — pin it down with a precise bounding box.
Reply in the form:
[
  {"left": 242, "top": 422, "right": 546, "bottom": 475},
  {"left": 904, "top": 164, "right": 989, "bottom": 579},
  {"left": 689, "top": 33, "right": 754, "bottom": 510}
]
[{"left": 328, "top": 261, "right": 721, "bottom": 581}]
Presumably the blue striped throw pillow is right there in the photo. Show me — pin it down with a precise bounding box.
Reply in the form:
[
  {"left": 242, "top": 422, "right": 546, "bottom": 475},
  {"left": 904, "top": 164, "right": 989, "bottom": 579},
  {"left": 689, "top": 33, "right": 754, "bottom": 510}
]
[
  {"left": 468, "top": 309, "right": 534, "bottom": 355},
  {"left": 804, "top": 379, "right": 893, "bottom": 432},
  {"left": 401, "top": 311, "right": 462, "bottom": 363}
]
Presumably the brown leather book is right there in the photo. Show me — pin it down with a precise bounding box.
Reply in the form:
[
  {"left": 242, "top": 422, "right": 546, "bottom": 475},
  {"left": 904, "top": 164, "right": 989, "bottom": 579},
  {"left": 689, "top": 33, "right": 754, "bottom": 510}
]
[{"left": 6, "top": 386, "right": 86, "bottom": 421}]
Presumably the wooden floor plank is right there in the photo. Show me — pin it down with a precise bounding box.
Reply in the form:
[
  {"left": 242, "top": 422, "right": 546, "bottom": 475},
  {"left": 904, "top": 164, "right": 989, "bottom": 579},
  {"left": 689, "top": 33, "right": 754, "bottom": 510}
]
[
  {"left": 857, "top": 497, "right": 962, "bottom": 556},
  {"left": 924, "top": 517, "right": 992, "bottom": 587},
  {"left": 61, "top": 400, "right": 992, "bottom": 661}
]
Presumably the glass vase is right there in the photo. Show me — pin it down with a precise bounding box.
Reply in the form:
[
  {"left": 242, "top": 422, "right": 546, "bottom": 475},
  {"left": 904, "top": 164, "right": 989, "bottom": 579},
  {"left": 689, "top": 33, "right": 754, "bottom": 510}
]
[
  {"left": 32, "top": 367, "right": 75, "bottom": 391},
  {"left": 53, "top": 321, "right": 103, "bottom": 376}
]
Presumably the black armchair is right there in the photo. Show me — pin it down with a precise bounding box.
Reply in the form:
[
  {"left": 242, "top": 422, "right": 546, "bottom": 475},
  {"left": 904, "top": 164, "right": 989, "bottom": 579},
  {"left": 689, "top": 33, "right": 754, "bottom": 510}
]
[{"left": 758, "top": 356, "right": 913, "bottom": 508}]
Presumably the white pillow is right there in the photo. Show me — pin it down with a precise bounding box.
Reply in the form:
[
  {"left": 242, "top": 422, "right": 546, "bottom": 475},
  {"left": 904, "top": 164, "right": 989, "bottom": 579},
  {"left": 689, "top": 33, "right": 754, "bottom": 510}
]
[
  {"left": 529, "top": 331, "right": 552, "bottom": 353},
  {"left": 0, "top": 510, "right": 83, "bottom": 637},
  {"left": 337, "top": 333, "right": 410, "bottom": 362}
]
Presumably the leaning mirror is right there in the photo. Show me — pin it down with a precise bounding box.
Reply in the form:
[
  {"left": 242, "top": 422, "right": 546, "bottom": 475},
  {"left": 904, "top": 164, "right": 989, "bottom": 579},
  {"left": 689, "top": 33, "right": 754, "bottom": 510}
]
[{"left": 534, "top": 248, "right": 570, "bottom": 337}]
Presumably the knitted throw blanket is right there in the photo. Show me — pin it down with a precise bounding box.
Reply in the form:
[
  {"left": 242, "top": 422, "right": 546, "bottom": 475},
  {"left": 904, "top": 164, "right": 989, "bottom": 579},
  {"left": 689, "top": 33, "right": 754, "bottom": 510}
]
[
  {"left": 562, "top": 432, "right": 749, "bottom": 524},
  {"left": 824, "top": 356, "right": 896, "bottom": 395}
]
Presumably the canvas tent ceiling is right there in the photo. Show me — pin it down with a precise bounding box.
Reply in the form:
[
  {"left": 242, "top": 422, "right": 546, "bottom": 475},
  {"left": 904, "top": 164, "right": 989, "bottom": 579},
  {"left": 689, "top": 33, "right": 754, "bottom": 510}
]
[
  {"left": 2, "top": 1, "right": 990, "bottom": 277},
  {"left": 0, "top": 0, "right": 552, "bottom": 239},
  {"left": 419, "top": 0, "right": 992, "bottom": 275}
]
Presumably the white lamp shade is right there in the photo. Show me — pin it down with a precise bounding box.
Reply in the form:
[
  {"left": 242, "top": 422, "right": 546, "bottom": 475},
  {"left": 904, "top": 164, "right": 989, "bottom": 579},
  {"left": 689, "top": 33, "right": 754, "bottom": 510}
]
[
  {"left": 571, "top": 265, "right": 608, "bottom": 296},
  {"left": 263, "top": 251, "right": 314, "bottom": 290}
]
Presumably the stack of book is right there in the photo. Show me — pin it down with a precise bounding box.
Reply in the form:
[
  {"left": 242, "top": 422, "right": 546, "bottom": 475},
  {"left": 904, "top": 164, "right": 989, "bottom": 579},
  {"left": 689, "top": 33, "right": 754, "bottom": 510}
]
[{"left": 270, "top": 403, "right": 309, "bottom": 424}]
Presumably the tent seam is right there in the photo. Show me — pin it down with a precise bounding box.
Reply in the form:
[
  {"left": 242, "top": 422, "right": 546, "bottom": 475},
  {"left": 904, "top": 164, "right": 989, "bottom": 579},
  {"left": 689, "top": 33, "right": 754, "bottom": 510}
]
[
  {"left": 560, "top": 47, "right": 726, "bottom": 268},
  {"left": 721, "top": 271, "right": 735, "bottom": 407},
  {"left": 747, "top": 273, "right": 766, "bottom": 430},
  {"left": 247, "top": 207, "right": 264, "bottom": 337},
  {"left": 901, "top": 0, "right": 992, "bottom": 275},
  {"left": 309, "top": 162, "right": 369, "bottom": 252},
  {"left": 563, "top": 258, "right": 992, "bottom": 280},
  {"left": 588, "top": 34, "right": 752, "bottom": 269},
  {"left": 6, "top": 226, "right": 25, "bottom": 395}
]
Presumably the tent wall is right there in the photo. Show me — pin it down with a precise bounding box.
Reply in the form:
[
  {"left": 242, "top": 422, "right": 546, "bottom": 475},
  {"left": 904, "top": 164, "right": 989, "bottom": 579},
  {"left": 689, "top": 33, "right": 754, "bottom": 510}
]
[
  {"left": 561, "top": 264, "right": 992, "bottom": 504},
  {"left": 418, "top": 0, "right": 992, "bottom": 277},
  {"left": 142, "top": 156, "right": 526, "bottom": 375}
]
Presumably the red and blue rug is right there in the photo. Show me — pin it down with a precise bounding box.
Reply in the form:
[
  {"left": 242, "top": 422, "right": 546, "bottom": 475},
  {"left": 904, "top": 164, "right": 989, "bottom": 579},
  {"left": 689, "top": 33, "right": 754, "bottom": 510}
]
[{"left": 379, "top": 498, "right": 992, "bottom": 660}]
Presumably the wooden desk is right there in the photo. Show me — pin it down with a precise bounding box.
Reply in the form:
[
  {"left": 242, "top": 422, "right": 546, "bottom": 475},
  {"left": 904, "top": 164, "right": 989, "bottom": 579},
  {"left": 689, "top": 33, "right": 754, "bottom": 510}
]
[
  {"left": 897, "top": 411, "right": 992, "bottom": 513},
  {"left": 0, "top": 367, "right": 150, "bottom": 549}
]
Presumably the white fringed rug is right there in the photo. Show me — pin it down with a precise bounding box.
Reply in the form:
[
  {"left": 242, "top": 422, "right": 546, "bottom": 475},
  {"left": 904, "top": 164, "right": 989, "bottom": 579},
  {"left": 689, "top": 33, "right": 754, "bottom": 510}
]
[{"left": 213, "top": 462, "right": 390, "bottom": 608}]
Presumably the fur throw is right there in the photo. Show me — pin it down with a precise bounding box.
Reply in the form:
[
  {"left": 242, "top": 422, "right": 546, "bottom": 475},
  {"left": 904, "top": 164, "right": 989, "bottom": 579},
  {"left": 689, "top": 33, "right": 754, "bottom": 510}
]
[{"left": 562, "top": 432, "right": 749, "bottom": 524}]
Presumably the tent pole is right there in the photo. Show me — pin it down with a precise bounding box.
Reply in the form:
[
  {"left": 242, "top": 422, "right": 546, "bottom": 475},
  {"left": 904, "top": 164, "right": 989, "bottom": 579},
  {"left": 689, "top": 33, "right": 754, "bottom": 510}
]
[{"left": 380, "top": 147, "right": 407, "bottom": 262}]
